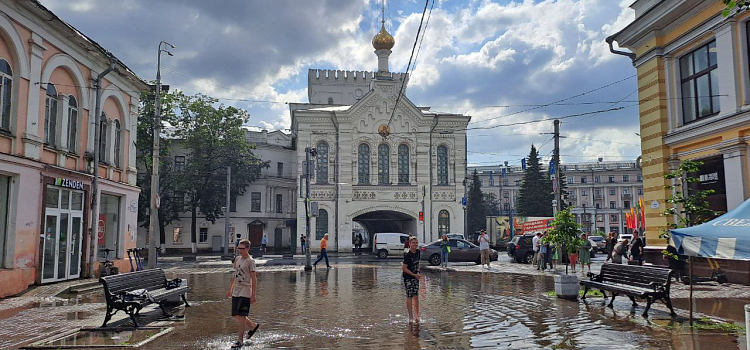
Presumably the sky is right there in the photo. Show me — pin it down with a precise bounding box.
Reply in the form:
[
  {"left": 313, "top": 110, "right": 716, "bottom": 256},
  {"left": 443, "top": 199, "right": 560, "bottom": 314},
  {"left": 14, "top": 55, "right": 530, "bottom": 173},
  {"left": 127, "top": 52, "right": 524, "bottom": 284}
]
[{"left": 39, "top": 0, "right": 639, "bottom": 168}]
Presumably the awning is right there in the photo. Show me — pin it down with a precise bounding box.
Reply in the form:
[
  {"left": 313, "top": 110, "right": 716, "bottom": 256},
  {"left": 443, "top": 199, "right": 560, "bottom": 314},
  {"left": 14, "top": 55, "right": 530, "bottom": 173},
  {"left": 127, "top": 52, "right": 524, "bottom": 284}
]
[{"left": 670, "top": 198, "right": 750, "bottom": 260}]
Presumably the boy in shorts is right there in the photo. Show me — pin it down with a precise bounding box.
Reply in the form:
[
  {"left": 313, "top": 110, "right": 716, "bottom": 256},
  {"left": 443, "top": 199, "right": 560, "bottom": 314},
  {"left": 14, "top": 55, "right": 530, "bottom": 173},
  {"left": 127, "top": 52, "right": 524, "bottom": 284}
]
[
  {"left": 227, "top": 239, "right": 259, "bottom": 348},
  {"left": 402, "top": 236, "right": 422, "bottom": 323}
]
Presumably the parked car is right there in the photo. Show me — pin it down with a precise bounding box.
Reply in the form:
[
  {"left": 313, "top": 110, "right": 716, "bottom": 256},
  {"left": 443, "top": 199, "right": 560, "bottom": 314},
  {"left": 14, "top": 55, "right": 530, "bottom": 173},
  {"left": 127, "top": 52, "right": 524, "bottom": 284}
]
[
  {"left": 507, "top": 234, "right": 536, "bottom": 264},
  {"left": 372, "top": 232, "right": 410, "bottom": 259},
  {"left": 421, "top": 238, "right": 498, "bottom": 266},
  {"left": 446, "top": 233, "right": 466, "bottom": 240},
  {"left": 619, "top": 233, "right": 633, "bottom": 243},
  {"left": 589, "top": 236, "right": 606, "bottom": 253}
]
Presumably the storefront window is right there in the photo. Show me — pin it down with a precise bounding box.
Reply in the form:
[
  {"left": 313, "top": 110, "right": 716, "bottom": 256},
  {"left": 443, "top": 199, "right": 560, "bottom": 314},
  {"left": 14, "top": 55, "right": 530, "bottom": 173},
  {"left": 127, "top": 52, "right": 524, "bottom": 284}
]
[
  {"left": 687, "top": 156, "right": 727, "bottom": 216},
  {"left": 42, "top": 183, "right": 84, "bottom": 282},
  {"left": 99, "top": 194, "right": 121, "bottom": 259}
]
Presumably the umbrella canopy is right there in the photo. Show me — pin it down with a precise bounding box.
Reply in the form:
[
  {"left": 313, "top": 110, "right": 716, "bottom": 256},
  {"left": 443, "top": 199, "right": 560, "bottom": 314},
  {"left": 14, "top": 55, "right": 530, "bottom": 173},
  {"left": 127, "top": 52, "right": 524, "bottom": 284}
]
[{"left": 670, "top": 198, "right": 750, "bottom": 260}]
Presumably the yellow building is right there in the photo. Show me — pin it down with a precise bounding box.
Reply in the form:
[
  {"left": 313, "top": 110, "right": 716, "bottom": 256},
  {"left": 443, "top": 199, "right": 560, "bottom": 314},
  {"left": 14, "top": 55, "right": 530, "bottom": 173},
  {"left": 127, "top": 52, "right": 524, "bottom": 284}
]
[{"left": 609, "top": 1, "right": 750, "bottom": 282}]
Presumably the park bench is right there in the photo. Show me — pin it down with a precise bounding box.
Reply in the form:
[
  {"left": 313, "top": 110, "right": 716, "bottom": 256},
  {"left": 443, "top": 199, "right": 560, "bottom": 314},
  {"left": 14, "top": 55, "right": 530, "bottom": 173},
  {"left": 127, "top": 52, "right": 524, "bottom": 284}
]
[
  {"left": 99, "top": 268, "right": 189, "bottom": 327},
  {"left": 580, "top": 263, "right": 675, "bottom": 317}
]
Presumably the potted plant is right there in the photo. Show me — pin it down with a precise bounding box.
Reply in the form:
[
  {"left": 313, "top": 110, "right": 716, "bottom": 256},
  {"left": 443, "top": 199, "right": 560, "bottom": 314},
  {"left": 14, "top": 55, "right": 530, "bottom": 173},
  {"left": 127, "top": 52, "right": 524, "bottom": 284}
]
[{"left": 544, "top": 207, "right": 583, "bottom": 299}]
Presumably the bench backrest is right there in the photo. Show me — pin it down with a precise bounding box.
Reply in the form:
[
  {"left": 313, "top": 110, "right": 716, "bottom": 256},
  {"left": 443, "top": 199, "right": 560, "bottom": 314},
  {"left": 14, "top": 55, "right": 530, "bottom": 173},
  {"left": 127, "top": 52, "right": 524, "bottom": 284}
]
[
  {"left": 100, "top": 269, "right": 168, "bottom": 300},
  {"left": 599, "top": 263, "right": 672, "bottom": 290}
]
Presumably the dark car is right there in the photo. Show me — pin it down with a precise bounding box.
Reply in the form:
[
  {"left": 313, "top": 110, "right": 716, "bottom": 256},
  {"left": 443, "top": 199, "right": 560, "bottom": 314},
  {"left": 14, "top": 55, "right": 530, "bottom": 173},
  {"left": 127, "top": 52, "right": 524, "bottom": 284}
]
[
  {"left": 420, "top": 238, "right": 498, "bottom": 266},
  {"left": 507, "top": 234, "right": 536, "bottom": 264}
]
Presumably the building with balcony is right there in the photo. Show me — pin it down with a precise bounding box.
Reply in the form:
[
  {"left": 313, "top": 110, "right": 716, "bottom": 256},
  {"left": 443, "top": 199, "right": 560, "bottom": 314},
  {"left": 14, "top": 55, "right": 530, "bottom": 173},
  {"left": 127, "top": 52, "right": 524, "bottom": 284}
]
[
  {"left": 0, "top": 1, "right": 147, "bottom": 297},
  {"left": 470, "top": 160, "right": 643, "bottom": 234},
  {"left": 290, "top": 22, "right": 470, "bottom": 252}
]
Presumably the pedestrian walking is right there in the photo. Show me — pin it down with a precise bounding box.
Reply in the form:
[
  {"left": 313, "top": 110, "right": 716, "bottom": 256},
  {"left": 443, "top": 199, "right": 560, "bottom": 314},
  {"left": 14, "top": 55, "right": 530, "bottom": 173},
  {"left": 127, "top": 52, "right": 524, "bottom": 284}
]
[
  {"left": 579, "top": 233, "right": 592, "bottom": 273},
  {"left": 532, "top": 232, "right": 542, "bottom": 266},
  {"left": 402, "top": 236, "right": 422, "bottom": 323},
  {"left": 313, "top": 233, "right": 331, "bottom": 268},
  {"left": 551, "top": 243, "right": 559, "bottom": 269},
  {"left": 227, "top": 239, "right": 259, "bottom": 348},
  {"left": 629, "top": 230, "right": 644, "bottom": 265},
  {"left": 300, "top": 235, "right": 306, "bottom": 253},
  {"left": 605, "top": 232, "right": 616, "bottom": 262},
  {"left": 440, "top": 234, "right": 450, "bottom": 268},
  {"left": 612, "top": 238, "right": 629, "bottom": 264},
  {"left": 478, "top": 229, "right": 491, "bottom": 269},
  {"left": 537, "top": 235, "right": 548, "bottom": 271},
  {"left": 354, "top": 233, "right": 363, "bottom": 255},
  {"left": 545, "top": 242, "right": 554, "bottom": 270},
  {"left": 261, "top": 235, "right": 268, "bottom": 253}
]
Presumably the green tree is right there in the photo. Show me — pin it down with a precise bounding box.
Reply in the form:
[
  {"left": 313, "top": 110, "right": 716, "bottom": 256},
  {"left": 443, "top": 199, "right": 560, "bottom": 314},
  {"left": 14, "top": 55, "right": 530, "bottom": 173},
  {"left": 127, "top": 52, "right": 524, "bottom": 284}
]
[
  {"left": 136, "top": 89, "right": 184, "bottom": 247},
  {"left": 466, "top": 170, "right": 486, "bottom": 236},
  {"left": 557, "top": 165, "right": 570, "bottom": 210},
  {"left": 516, "top": 145, "right": 554, "bottom": 217},
  {"left": 660, "top": 160, "right": 722, "bottom": 240},
  {"left": 172, "top": 94, "right": 268, "bottom": 252},
  {"left": 483, "top": 193, "right": 501, "bottom": 216},
  {"left": 543, "top": 207, "right": 583, "bottom": 274}
]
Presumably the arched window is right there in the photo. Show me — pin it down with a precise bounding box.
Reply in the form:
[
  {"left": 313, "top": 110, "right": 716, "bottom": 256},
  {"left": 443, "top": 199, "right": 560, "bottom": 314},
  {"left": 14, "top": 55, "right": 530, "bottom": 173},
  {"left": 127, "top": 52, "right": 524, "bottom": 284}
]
[
  {"left": 98, "top": 113, "right": 107, "bottom": 163},
  {"left": 398, "top": 144, "right": 409, "bottom": 184},
  {"left": 438, "top": 210, "right": 450, "bottom": 236},
  {"left": 0, "top": 59, "right": 12, "bottom": 132},
  {"left": 358, "top": 143, "right": 370, "bottom": 184},
  {"left": 44, "top": 83, "right": 58, "bottom": 146},
  {"left": 327, "top": 97, "right": 334, "bottom": 105},
  {"left": 378, "top": 143, "right": 389, "bottom": 185},
  {"left": 316, "top": 209, "right": 328, "bottom": 240},
  {"left": 316, "top": 141, "right": 329, "bottom": 184},
  {"left": 113, "top": 119, "right": 121, "bottom": 168},
  {"left": 437, "top": 145, "right": 449, "bottom": 185},
  {"left": 67, "top": 96, "right": 78, "bottom": 153}
]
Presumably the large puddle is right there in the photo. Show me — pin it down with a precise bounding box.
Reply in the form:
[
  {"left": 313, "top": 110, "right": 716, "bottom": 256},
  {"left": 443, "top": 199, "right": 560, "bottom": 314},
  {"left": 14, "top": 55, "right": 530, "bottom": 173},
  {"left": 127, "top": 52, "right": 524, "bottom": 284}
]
[{"left": 124, "top": 266, "right": 745, "bottom": 349}]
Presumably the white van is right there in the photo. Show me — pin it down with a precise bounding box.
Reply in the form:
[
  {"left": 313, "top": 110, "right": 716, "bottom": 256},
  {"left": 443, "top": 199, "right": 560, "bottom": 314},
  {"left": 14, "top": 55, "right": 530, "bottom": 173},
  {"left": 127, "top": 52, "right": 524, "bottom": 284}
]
[{"left": 373, "top": 233, "right": 410, "bottom": 259}]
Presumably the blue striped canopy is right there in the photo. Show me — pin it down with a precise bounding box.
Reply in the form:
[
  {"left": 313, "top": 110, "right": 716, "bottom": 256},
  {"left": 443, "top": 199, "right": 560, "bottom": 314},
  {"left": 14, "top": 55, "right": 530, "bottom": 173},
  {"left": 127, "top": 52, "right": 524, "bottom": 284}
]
[{"left": 670, "top": 198, "right": 750, "bottom": 260}]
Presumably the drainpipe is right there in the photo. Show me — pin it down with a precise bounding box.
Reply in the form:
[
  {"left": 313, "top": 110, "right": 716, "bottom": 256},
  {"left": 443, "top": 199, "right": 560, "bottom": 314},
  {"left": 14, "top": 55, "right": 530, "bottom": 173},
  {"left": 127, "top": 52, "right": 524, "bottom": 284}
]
[
  {"left": 428, "top": 116, "right": 438, "bottom": 243},
  {"left": 331, "top": 112, "right": 340, "bottom": 251},
  {"left": 89, "top": 57, "right": 116, "bottom": 277},
  {"left": 605, "top": 35, "right": 636, "bottom": 62}
]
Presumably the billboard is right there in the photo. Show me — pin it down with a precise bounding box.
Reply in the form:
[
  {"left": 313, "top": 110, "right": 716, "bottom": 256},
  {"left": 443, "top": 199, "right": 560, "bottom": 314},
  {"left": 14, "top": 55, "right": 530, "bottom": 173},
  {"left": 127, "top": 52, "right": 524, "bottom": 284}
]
[{"left": 487, "top": 216, "right": 554, "bottom": 245}]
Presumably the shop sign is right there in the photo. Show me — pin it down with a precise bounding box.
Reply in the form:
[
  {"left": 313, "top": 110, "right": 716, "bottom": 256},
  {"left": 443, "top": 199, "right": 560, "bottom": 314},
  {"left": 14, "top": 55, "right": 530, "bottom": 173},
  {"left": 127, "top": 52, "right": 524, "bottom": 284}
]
[{"left": 55, "top": 178, "right": 84, "bottom": 190}]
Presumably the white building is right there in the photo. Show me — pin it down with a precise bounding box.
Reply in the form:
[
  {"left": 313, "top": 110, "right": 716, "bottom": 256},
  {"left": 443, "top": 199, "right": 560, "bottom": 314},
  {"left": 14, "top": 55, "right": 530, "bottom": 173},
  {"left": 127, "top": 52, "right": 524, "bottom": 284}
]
[
  {"left": 470, "top": 160, "right": 643, "bottom": 234},
  {"left": 139, "top": 129, "right": 297, "bottom": 253},
  {"left": 290, "top": 21, "right": 471, "bottom": 253}
]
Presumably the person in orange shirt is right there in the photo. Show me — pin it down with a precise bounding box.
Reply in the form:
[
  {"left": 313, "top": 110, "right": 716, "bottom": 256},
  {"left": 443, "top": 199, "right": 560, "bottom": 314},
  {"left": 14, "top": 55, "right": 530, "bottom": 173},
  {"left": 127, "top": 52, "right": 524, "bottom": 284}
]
[{"left": 313, "top": 233, "right": 331, "bottom": 268}]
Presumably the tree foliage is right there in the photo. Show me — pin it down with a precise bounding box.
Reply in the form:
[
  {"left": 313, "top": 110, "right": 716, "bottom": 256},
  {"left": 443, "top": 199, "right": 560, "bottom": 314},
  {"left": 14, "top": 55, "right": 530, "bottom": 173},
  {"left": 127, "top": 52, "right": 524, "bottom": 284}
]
[
  {"left": 516, "top": 145, "right": 554, "bottom": 217},
  {"left": 466, "top": 170, "right": 487, "bottom": 235},
  {"left": 660, "top": 160, "right": 722, "bottom": 239},
  {"left": 483, "top": 192, "right": 501, "bottom": 217},
  {"left": 723, "top": 1, "right": 750, "bottom": 17},
  {"left": 544, "top": 207, "right": 583, "bottom": 274}
]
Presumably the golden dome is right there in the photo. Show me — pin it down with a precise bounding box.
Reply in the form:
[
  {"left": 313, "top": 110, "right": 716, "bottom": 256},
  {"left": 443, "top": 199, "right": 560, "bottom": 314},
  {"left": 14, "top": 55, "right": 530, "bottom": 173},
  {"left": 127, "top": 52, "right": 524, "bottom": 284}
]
[{"left": 372, "top": 23, "right": 394, "bottom": 50}]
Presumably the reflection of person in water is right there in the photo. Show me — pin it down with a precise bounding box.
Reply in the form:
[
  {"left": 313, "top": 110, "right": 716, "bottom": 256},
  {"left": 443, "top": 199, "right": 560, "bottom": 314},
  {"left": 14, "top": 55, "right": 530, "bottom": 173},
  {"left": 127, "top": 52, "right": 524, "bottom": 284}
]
[{"left": 405, "top": 322, "right": 421, "bottom": 349}]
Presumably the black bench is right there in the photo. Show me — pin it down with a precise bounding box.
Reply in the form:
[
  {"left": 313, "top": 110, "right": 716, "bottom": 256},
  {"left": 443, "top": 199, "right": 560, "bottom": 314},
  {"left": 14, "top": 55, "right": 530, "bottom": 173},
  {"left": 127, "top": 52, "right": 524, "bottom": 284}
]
[
  {"left": 99, "top": 268, "right": 190, "bottom": 327},
  {"left": 580, "top": 263, "right": 675, "bottom": 317}
]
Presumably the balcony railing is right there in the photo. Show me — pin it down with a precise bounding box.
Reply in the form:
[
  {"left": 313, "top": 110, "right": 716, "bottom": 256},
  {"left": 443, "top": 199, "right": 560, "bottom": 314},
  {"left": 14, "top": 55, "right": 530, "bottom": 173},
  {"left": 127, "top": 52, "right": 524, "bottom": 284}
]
[
  {"left": 594, "top": 195, "right": 603, "bottom": 200},
  {"left": 622, "top": 193, "right": 632, "bottom": 200}
]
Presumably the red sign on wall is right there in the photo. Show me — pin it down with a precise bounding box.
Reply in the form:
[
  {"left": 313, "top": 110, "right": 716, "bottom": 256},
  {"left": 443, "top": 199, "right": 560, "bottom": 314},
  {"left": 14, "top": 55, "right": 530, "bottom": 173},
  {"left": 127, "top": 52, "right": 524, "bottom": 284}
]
[{"left": 97, "top": 214, "right": 106, "bottom": 246}]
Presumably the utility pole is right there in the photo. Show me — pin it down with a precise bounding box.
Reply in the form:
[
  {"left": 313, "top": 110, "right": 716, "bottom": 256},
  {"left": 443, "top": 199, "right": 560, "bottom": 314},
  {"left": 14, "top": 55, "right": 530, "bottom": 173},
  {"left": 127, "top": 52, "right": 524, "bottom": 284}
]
[
  {"left": 304, "top": 147, "right": 314, "bottom": 270},
  {"left": 224, "top": 166, "right": 231, "bottom": 256},
  {"left": 88, "top": 57, "right": 115, "bottom": 277},
  {"left": 148, "top": 41, "right": 174, "bottom": 269},
  {"left": 421, "top": 185, "right": 426, "bottom": 243},
  {"left": 553, "top": 119, "right": 562, "bottom": 214}
]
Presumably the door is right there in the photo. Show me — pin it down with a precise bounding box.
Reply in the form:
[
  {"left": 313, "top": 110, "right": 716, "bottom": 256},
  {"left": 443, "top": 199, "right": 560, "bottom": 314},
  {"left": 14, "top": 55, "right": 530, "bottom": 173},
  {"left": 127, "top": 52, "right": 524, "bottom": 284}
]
[
  {"left": 41, "top": 186, "right": 85, "bottom": 283},
  {"left": 274, "top": 228, "right": 282, "bottom": 251},
  {"left": 248, "top": 223, "right": 263, "bottom": 247}
]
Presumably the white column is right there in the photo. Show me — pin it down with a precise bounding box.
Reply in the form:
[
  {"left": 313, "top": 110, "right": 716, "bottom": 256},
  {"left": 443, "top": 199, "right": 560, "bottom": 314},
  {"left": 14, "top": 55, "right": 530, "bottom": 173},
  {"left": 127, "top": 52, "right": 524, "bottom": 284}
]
[
  {"left": 22, "top": 33, "right": 47, "bottom": 160},
  {"left": 375, "top": 49, "right": 391, "bottom": 73},
  {"left": 715, "top": 20, "right": 740, "bottom": 116},
  {"left": 719, "top": 142, "right": 749, "bottom": 211}
]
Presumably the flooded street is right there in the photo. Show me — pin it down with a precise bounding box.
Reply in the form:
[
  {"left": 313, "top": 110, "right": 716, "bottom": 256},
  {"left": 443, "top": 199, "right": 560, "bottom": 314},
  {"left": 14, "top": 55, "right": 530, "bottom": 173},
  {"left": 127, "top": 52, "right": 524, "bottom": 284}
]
[{"left": 115, "top": 265, "right": 743, "bottom": 349}]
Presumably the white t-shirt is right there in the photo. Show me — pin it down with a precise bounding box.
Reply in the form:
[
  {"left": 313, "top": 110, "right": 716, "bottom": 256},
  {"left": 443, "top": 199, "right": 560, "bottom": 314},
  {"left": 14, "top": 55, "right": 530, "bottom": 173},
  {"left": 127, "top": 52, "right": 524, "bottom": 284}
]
[
  {"left": 479, "top": 234, "right": 490, "bottom": 250},
  {"left": 532, "top": 236, "right": 540, "bottom": 252},
  {"left": 232, "top": 256, "right": 256, "bottom": 298}
]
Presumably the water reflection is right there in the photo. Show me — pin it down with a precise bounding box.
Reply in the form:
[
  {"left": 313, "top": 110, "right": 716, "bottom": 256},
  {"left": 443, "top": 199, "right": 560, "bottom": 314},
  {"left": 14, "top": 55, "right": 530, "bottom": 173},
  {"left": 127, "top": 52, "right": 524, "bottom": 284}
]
[{"left": 130, "top": 266, "right": 743, "bottom": 349}]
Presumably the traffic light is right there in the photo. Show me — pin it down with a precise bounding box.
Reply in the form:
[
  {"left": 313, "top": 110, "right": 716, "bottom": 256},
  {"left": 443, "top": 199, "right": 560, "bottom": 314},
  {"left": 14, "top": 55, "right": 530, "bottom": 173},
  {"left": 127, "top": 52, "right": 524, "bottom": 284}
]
[{"left": 419, "top": 212, "right": 424, "bottom": 221}]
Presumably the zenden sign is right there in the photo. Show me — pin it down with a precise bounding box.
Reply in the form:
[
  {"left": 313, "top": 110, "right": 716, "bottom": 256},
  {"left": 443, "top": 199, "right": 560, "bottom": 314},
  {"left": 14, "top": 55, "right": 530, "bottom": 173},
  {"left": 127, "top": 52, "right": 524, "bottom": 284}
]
[{"left": 55, "top": 178, "right": 85, "bottom": 190}]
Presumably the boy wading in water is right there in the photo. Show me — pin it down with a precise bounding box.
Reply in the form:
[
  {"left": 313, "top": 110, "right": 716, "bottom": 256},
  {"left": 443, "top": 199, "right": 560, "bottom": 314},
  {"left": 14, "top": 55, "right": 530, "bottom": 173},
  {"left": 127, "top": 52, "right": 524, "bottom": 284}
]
[
  {"left": 227, "top": 239, "right": 259, "bottom": 348},
  {"left": 402, "top": 236, "right": 422, "bottom": 323}
]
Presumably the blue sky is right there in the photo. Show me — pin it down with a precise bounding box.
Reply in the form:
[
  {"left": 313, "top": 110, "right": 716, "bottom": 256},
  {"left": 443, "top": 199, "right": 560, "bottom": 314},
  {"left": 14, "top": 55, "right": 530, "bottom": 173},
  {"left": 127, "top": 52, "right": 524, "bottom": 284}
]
[{"left": 40, "top": 0, "right": 638, "bottom": 167}]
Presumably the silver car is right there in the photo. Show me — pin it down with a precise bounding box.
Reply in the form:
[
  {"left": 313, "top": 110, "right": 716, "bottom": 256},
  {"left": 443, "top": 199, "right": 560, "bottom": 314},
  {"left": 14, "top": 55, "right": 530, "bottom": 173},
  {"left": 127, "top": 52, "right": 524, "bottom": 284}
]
[{"left": 420, "top": 238, "right": 498, "bottom": 266}]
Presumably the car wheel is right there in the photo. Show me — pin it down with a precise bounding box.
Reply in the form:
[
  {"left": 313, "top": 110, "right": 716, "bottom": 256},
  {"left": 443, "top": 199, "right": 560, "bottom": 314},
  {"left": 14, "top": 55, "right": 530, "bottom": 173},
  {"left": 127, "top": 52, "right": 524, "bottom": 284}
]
[
  {"left": 524, "top": 252, "right": 534, "bottom": 264},
  {"left": 475, "top": 256, "right": 481, "bottom": 265},
  {"left": 377, "top": 249, "right": 388, "bottom": 259},
  {"left": 429, "top": 254, "right": 441, "bottom": 266}
]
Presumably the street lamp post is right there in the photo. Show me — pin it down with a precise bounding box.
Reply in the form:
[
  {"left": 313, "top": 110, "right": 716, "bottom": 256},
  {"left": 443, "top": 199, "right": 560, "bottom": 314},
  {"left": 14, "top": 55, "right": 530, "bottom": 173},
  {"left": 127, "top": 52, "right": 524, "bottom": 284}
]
[{"left": 147, "top": 40, "right": 175, "bottom": 269}]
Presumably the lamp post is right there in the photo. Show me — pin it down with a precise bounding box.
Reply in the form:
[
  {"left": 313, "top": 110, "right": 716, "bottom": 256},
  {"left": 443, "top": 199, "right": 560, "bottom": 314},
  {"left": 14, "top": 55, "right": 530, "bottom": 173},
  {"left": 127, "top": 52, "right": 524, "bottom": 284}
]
[{"left": 147, "top": 40, "right": 175, "bottom": 269}]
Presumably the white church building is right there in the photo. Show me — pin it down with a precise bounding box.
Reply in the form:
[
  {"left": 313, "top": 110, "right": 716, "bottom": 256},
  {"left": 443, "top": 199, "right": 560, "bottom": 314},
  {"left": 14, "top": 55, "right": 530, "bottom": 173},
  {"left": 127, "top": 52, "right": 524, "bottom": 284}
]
[{"left": 291, "top": 19, "right": 471, "bottom": 253}]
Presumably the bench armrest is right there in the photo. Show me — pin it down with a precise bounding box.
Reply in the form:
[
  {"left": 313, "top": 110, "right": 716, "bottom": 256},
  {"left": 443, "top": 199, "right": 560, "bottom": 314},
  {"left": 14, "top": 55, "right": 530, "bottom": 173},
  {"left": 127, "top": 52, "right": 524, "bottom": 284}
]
[
  {"left": 649, "top": 281, "right": 665, "bottom": 292},
  {"left": 587, "top": 272, "right": 601, "bottom": 281}
]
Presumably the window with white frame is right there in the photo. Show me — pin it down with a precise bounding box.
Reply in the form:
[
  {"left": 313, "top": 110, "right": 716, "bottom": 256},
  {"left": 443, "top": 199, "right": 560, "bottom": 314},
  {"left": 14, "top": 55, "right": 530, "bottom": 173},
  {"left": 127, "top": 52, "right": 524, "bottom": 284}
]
[
  {"left": 567, "top": 176, "right": 575, "bottom": 184},
  {"left": 113, "top": 120, "right": 121, "bottom": 168},
  {"left": 680, "top": 40, "right": 718, "bottom": 123},
  {"left": 174, "top": 156, "right": 185, "bottom": 171},
  {"left": 316, "top": 142, "right": 328, "bottom": 184},
  {"left": 378, "top": 143, "right": 389, "bottom": 185},
  {"left": 66, "top": 96, "right": 78, "bottom": 153},
  {"left": 638, "top": 188, "right": 643, "bottom": 195},
  {"left": 609, "top": 201, "right": 616, "bottom": 209},
  {"left": 437, "top": 145, "right": 449, "bottom": 185},
  {"left": 594, "top": 175, "right": 600, "bottom": 183},
  {"left": 609, "top": 188, "right": 616, "bottom": 195},
  {"left": 44, "top": 83, "right": 58, "bottom": 146},
  {"left": 623, "top": 175, "right": 629, "bottom": 182},
  {"left": 398, "top": 144, "right": 409, "bottom": 184},
  {"left": 581, "top": 176, "right": 587, "bottom": 184},
  {"left": 0, "top": 59, "right": 11, "bottom": 132},
  {"left": 199, "top": 227, "right": 208, "bottom": 243},
  {"left": 358, "top": 143, "right": 370, "bottom": 184},
  {"left": 251, "top": 192, "right": 261, "bottom": 212},
  {"left": 99, "top": 113, "right": 107, "bottom": 163}
]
